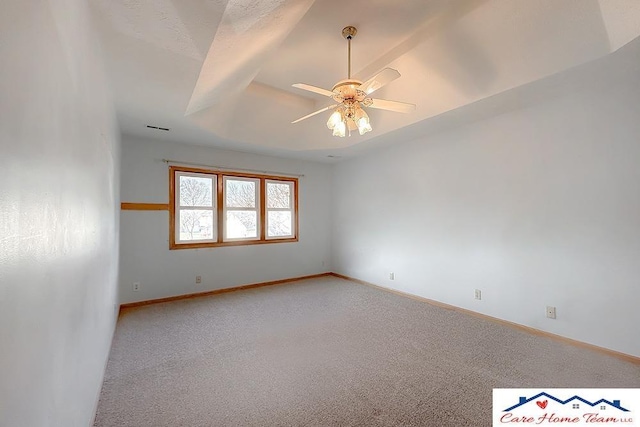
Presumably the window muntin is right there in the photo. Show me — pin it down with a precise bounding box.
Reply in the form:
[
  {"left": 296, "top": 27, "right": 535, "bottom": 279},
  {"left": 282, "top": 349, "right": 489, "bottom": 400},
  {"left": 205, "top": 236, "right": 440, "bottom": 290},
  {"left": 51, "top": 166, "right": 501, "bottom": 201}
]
[
  {"left": 266, "top": 180, "right": 295, "bottom": 239},
  {"left": 175, "top": 172, "right": 217, "bottom": 243},
  {"left": 169, "top": 167, "right": 298, "bottom": 249}
]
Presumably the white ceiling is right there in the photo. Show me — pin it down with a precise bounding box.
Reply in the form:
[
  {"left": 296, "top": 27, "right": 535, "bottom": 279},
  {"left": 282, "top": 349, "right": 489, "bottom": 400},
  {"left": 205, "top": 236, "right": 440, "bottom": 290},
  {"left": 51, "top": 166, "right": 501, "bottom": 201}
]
[{"left": 90, "top": 0, "right": 640, "bottom": 161}]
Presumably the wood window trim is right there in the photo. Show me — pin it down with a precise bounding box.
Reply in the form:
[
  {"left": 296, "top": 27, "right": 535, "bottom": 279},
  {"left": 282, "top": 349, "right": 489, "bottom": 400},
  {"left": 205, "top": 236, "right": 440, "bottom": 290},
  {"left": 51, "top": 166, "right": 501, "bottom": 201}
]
[
  {"left": 169, "top": 166, "right": 298, "bottom": 250},
  {"left": 265, "top": 180, "right": 297, "bottom": 241},
  {"left": 222, "top": 176, "right": 260, "bottom": 242},
  {"left": 121, "top": 202, "right": 169, "bottom": 211}
]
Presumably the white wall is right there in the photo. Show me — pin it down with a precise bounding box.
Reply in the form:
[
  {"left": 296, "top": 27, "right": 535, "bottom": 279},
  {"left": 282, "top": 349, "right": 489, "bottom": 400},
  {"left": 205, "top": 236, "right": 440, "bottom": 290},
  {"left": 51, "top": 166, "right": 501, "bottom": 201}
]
[
  {"left": 331, "top": 56, "right": 640, "bottom": 357},
  {"left": 0, "top": 1, "right": 120, "bottom": 426},
  {"left": 119, "top": 135, "right": 332, "bottom": 303}
]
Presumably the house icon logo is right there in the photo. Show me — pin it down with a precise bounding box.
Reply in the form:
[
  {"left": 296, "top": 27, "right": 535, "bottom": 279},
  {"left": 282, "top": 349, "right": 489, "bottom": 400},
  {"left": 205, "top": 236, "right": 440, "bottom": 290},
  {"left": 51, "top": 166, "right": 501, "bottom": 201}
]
[
  {"left": 493, "top": 388, "right": 639, "bottom": 426},
  {"left": 504, "top": 392, "right": 630, "bottom": 412}
]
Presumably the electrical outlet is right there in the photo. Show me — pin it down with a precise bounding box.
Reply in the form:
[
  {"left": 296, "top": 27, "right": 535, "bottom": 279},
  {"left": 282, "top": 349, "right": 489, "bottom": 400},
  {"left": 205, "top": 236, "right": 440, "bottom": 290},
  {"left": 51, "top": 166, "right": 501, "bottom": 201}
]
[
  {"left": 475, "top": 289, "right": 482, "bottom": 300},
  {"left": 195, "top": 275, "right": 202, "bottom": 284},
  {"left": 132, "top": 282, "right": 140, "bottom": 292},
  {"left": 546, "top": 306, "right": 556, "bottom": 319},
  {"left": 389, "top": 272, "right": 395, "bottom": 280}
]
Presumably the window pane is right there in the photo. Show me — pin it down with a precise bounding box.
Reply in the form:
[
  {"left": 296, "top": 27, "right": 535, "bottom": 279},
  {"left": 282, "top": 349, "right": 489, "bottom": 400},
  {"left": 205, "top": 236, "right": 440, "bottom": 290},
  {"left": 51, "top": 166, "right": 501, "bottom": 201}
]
[
  {"left": 180, "top": 176, "right": 212, "bottom": 207},
  {"left": 267, "top": 211, "right": 292, "bottom": 237},
  {"left": 267, "top": 182, "right": 291, "bottom": 209},
  {"left": 226, "top": 211, "right": 257, "bottom": 238},
  {"left": 179, "top": 210, "right": 214, "bottom": 241},
  {"left": 226, "top": 180, "right": 256, "bottom": 208}
]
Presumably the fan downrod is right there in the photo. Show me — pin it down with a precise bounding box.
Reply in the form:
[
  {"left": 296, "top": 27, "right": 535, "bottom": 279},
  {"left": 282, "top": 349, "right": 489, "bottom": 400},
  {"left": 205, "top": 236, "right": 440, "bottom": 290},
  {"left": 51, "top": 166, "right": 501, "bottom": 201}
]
[{"left": 342, "top": 26, "right": 357, "bottom": 78}]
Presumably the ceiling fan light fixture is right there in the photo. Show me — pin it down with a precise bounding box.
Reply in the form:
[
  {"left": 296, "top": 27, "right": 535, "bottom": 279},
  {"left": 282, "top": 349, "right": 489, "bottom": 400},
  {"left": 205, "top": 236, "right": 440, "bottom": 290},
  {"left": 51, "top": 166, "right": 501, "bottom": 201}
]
[
  {"left": 332, "top": 119, "right": 346, "bottom": 137},
  {"left": 291, "top": 26, "right": 415, "bottom": 138},
  {"left": 355, "top": 107, "right": 372, "bottom": 135},
  {"left": 357, "top": 118, "right": 372, "bottom": 136},
  {"left": 327, "top": 110, "right": 342, "bottom": 130}
]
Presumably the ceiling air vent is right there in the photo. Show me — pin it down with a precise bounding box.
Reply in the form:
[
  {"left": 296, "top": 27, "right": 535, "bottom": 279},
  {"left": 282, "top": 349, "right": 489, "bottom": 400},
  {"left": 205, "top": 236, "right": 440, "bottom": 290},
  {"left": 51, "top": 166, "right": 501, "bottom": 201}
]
[{"left": 146, "top": 125, "right": 170, "bottom": 131}]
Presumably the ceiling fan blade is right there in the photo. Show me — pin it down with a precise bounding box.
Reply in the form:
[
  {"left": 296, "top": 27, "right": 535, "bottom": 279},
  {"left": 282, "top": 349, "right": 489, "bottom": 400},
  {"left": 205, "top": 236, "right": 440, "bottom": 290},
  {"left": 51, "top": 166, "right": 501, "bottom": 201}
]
[
  {"left": 368, "top": 98, "right": 416, "bottom": 114},
  {"left": 358, "top": 68, "right": 401, "bottom": 95},
  {"left": 292, "top": 83, "right": 335, "bottom": 98},
  {"left": 291, "top": 104, "right": 338, "bottom": 124}
]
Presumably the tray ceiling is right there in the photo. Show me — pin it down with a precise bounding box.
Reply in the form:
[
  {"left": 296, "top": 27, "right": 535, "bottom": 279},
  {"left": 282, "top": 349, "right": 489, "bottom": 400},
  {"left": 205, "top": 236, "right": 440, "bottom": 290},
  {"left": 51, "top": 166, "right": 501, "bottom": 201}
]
[{"left": 90, "top": 0, "right": 640, "bottom": 160}]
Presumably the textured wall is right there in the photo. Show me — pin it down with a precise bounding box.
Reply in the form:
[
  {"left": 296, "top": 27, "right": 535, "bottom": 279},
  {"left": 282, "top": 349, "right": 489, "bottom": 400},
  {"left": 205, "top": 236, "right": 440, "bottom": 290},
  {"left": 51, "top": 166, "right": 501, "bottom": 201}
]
[
  {"left": 331, "top": 47, "right": 640, "bottom": 357},
  {"left": 119, "top": 135, "right": 332, "bottom": 304},
  {"left": 0, "top": 0, "right": 120, "bottom": 425}
]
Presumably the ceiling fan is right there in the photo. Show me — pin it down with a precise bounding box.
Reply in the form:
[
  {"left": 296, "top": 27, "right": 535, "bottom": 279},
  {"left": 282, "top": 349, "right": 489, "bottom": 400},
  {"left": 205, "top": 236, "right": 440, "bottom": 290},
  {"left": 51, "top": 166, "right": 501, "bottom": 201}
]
[{"left": 291, "top": 26, "right": 415, "bottom": 137}]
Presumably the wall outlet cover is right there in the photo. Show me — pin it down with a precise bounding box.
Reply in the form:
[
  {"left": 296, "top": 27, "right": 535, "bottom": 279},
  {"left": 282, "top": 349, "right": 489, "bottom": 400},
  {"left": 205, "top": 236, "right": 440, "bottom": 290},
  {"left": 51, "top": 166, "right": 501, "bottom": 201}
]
[{"left": 546, "top": 306, "right": 557, "bottom": 319}]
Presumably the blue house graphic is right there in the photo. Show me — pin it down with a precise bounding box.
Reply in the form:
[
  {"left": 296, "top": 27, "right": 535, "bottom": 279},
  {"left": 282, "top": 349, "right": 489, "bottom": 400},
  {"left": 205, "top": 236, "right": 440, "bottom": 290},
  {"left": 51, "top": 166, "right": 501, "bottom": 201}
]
[{"left": 504, "top": 392, "right": 630, "bottom": 412}]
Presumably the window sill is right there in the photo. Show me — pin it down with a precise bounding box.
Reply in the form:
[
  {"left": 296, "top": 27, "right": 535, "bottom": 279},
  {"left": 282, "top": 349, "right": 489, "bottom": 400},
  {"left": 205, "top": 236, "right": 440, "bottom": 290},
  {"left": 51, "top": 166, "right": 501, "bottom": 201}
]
[{"left": 169, "top": 237, "right": 298, "bottom": 250}]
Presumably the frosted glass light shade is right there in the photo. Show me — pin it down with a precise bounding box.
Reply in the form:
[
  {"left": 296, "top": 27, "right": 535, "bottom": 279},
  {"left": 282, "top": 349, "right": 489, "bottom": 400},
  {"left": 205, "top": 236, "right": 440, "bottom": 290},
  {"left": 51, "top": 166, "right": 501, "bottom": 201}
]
[
  {"left": 332, "top": 120, "right": 346, "bottom": 137},
  {"left": 357, "top": 117, "right": 372, "bottom": 135},
  {"left": 354, "top": 107, "right": 372, "bottom": 135},
  {"left": 327, "top": 110, "right": 342, "bottom": 129}
]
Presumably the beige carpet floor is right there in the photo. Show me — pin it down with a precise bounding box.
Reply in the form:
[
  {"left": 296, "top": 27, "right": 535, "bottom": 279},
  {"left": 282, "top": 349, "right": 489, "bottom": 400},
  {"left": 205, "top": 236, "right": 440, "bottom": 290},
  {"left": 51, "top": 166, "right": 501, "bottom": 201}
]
[{"left": 94, "top": 276, "right": 639, "bottom": 426}]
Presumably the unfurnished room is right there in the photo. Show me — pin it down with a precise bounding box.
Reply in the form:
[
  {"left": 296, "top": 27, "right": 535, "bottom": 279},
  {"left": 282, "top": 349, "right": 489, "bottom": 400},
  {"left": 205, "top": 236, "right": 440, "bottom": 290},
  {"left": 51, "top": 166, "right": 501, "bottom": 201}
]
[{"left": 1, "top": 0, "right": 640, "bottom": 426}]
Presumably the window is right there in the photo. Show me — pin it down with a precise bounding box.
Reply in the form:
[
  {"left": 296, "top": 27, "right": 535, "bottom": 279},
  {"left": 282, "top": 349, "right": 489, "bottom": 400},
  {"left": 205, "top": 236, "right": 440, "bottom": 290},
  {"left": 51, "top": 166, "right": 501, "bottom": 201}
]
[
  {"left": 170, "top": 166, "right": 298, "bottom": 249},
  {"left": 266, "top": 180, "right": 295, "bottom": 239},
  {"left": 175, "top": 172, "right": 216, "bottom": 244},
  {"left": 224, "top": 177, "right": 259, "bottom": 241}
]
